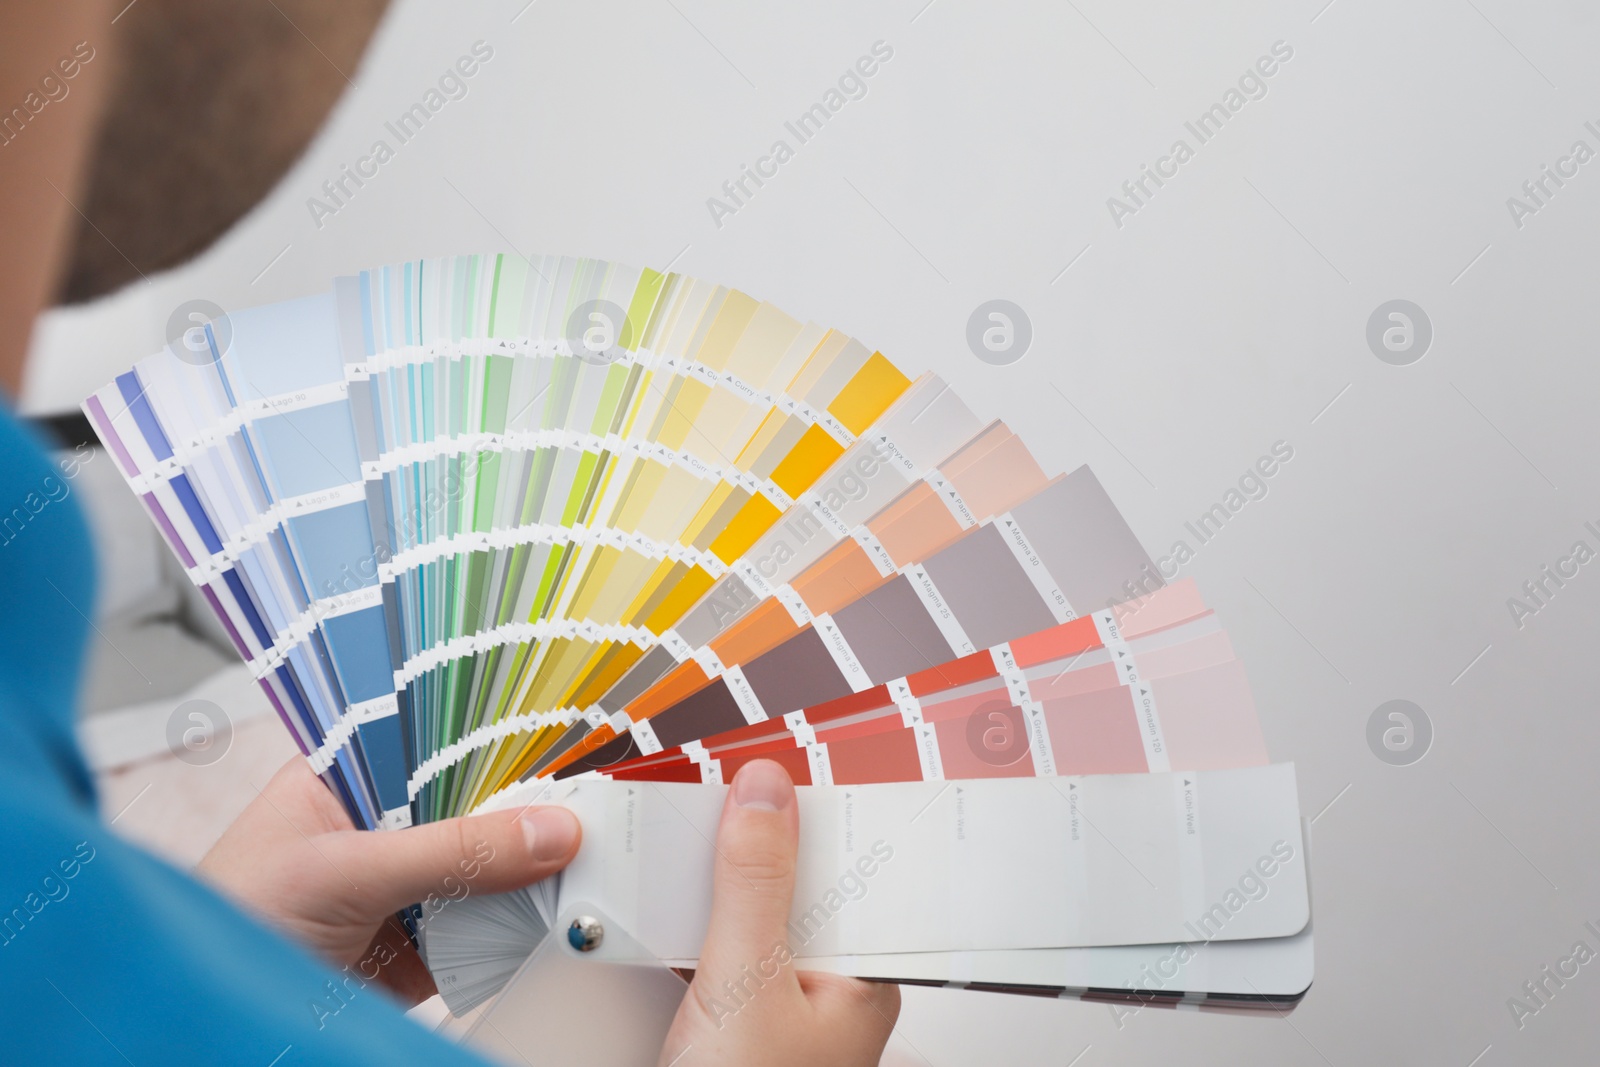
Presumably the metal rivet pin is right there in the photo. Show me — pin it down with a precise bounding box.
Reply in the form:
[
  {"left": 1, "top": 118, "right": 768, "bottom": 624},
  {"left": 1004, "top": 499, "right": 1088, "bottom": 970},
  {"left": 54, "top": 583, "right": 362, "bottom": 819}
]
[{"left": 567, "top": 915, "right": 604, "bottom": 952}]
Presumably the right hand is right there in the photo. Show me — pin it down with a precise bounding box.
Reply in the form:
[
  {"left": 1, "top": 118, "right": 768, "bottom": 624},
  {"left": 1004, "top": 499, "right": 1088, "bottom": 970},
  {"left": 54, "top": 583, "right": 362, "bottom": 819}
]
[{"left": 657, "top": 759, "right": 901, "bottom": 1066}]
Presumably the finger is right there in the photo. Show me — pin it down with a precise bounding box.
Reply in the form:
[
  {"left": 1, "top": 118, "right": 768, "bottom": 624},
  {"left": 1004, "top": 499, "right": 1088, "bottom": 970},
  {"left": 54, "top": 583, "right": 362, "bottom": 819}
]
[
  {"left": 802, "top": 973, "right": 902, "bottom": 1058},
  {"left": 323, "top": 804, "right": 581, "bottom": 919},
  {"left": 695, "top": 759, "right": 801, "bottom": 986},
  {"left": 801, "top": 971, "right": 902, "bottom": 1024}
]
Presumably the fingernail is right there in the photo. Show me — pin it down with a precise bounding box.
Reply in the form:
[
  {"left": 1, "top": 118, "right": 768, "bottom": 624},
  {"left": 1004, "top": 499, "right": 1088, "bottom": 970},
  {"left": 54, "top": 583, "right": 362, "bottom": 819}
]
[
  {"left": 520, "top": 807, "right": 579, "bottom": 862},
  {"left": 733, "top": 759, "right": 794, "bottom": 812}
]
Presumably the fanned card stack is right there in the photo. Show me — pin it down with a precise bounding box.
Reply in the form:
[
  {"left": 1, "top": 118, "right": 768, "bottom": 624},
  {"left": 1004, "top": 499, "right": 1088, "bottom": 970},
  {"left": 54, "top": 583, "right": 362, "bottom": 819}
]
[{"left": 85, "top": 254, "right": 1313, "bottom": 1019}]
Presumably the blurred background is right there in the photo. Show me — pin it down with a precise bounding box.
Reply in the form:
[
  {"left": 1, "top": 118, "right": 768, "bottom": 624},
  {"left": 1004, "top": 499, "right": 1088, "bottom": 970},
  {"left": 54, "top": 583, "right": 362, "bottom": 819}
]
[{"left": 28, "top": 0, "right": 1600, "bottom": 1060}]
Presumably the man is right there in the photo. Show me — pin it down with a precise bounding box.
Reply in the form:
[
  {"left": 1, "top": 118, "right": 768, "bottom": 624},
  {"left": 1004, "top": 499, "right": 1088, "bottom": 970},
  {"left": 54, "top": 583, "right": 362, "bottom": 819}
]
[{"left": 0, "top": 3, "right": 899, "bottom": 1063}]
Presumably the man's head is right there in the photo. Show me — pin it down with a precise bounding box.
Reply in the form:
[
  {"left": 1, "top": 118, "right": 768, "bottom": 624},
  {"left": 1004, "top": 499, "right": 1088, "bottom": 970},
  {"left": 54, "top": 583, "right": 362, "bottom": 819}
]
[{"left": 59, "top": 0, "right": 389, "bottom": 303}]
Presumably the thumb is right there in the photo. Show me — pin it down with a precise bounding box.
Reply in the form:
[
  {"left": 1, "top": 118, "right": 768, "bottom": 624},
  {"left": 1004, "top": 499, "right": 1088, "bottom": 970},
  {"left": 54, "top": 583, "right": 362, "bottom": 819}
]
[
  {"left": 325, "top": 805, "right": 582, "bottom": 918},
  {"left": 696, "top": 759, "right": 801, "bottom": 985}
]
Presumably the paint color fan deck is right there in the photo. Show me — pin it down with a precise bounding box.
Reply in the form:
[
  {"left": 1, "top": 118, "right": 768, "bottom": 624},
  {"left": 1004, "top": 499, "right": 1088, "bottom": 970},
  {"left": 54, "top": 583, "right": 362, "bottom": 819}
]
[{"left": 85, "top": 253, "right": 1312, "bottom": 1020}]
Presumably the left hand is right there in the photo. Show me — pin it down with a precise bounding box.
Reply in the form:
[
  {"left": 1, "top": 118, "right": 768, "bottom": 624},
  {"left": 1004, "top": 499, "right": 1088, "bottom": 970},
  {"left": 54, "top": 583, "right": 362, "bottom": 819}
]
[{"left": 197, "top": 757, "right": 581, "bottom": 1006}]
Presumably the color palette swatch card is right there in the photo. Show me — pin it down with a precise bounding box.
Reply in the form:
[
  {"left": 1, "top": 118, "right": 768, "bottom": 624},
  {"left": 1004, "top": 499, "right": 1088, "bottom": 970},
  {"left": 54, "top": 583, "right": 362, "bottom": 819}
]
[
  {"left": 85, "top": 252, "right": 1312, "bottom": 1021},
  {"left": 573, "top": 578, "right": 1219, "bottom": 783},
  {"left": 430, "top": 414, "right": 1054, "bottom": 788},
  {"left": 534, "top": 590, "right": 1307, "bottom": 1011},
  {"left": 87, "top": 256, "right": 927, "bottom": 826},
  {"left": 86, "top": 292, "right": 402, "bottom": 827},
  {"left": 578, "top": 418, "right": 1053, "bottom": 727},
  {"left": 347, "top": 257, "right": 934, "bottom": 824},
  {"left": 594, "top": 622, "right": 1266, "bottom": 786},
  {"left": 407, "top": 373, "right": 985, "bottom": 815},
  {"left": 801, "top": 924, "right": 1316, "bottom": 1013},
  {"left": 553, "top": 463, "right": 1158, "bottom": 776},
  {"left": 421, "top": 766, "right": 1310, "bottom": 1011}
]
